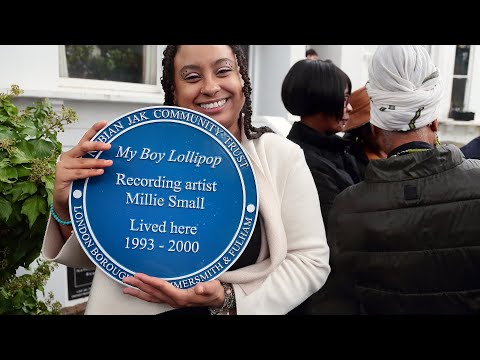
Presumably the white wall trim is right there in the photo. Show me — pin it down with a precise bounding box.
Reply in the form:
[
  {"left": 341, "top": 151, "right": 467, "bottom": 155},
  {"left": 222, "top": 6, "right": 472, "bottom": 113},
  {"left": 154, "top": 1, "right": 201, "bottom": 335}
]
[{"left": 18, "top": 87, "right": 164, "bottom": 104}]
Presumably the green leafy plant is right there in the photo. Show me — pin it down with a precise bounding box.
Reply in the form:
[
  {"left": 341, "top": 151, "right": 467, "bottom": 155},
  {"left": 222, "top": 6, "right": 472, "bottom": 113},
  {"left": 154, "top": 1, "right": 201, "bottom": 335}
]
[
  {"left": 0, "top": 84, "right": 78, "bottom": 313},
  {"left": 0, "top": 258, "right": 62, "bottom": 314}
]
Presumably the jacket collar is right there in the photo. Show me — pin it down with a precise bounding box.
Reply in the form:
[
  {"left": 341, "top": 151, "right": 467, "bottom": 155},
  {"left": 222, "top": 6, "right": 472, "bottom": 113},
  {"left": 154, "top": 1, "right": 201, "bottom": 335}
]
[
  {"left": 288, "top": 121, "right": 349, "bottom": 152},
  {"left": 365, "top": 144, "right": 465, "bottom": 182}
]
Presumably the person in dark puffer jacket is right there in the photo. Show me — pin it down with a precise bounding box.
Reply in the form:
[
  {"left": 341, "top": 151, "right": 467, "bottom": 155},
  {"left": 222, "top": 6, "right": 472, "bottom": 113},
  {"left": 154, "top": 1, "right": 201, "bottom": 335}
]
[
  {"left": 281, "top": 58, "right": 362, "bottom": 315},
  {"left": 461, "top": 135, "right": 480, "bottom": 160},
  {"left": 328, "top": 45, "right": 480, "bottom": 314}
]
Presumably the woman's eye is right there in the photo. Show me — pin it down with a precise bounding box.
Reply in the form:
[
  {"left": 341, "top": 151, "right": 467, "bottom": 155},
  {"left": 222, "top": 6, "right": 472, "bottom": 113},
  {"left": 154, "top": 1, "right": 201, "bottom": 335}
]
[
  {"left": 217, "top": 68, "right": 232, "bottom": 76},
  {"left": 184, "top": 73, "right": 200, "bottom": 81}
]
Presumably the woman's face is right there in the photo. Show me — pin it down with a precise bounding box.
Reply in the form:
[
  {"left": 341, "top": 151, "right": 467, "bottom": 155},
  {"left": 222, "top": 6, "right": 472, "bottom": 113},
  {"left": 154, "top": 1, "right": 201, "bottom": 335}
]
[
  {"left": 173, "top": 45, "right": 245, "bottom": 139},
  {"left": 342, "top": 88, "right": 353, "bottom": 125},
  {"left": 324, "top": 87, "right": 352, "bottom": 134}
]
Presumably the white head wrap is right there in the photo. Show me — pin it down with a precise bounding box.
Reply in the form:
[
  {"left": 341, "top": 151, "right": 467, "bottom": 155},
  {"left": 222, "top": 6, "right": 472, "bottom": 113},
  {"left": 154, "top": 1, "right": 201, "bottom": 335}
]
[{"left": 366, "top": 45, "right": 444, "bottom": 131}]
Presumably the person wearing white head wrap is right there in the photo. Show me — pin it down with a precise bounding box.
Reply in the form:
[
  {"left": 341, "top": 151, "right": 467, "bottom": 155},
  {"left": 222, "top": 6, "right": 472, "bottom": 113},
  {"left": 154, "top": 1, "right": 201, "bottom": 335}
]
[
  {"left": 325, "top": 47, "right": 480, "bottom": 314},
  {"left": 366, "top": 45, "right": 444, "bottom": 132}
]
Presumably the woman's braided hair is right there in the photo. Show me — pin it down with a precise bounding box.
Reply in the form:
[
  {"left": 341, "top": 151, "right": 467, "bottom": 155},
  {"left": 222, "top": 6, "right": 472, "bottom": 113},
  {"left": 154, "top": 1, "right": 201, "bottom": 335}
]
[{"left": 161, "top": 45, "right": 273, "bottom": 140}]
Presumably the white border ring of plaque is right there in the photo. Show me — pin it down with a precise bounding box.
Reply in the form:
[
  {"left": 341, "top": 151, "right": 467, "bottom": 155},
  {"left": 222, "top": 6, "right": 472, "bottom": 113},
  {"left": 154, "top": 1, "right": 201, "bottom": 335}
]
[{"left": 69, "top": 106, "right": 258, "bottom": 289}]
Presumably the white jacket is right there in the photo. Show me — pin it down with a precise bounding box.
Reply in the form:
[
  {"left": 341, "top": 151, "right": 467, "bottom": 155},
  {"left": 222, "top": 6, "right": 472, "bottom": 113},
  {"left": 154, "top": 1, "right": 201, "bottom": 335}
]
[{"left": 42, "top": 131, "right": 330, "bottom": 315}]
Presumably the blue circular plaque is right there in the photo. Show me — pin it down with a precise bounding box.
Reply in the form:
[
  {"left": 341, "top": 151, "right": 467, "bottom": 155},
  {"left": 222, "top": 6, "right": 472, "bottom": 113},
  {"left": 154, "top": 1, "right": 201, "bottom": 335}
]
[{"left": 69, "top": 106, "right": 258, "bottom": 289}]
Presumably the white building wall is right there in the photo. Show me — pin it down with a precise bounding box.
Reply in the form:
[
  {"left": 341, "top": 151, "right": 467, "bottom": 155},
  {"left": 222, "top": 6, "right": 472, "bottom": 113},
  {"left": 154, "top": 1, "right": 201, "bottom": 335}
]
[
  {"left": 338, "top": 45, "right": 367, "bottom": 91},
  {"left": 304, "top": 45, "right": 375, "bottom": 92},
  {"left": 312, "top": 45, "right": 343, "bottom": 64},
  {"left": 430, "top": 45, "right": 456, "bottom": 120},
  {"left": 0, "top": 46, "right": 59, "bottom": 90},
  {"left": 251, "top": 45, "right": 304, "bottom": 123},
  {"left": 467, "top": 46, "right": 480, "bottom": 117}
]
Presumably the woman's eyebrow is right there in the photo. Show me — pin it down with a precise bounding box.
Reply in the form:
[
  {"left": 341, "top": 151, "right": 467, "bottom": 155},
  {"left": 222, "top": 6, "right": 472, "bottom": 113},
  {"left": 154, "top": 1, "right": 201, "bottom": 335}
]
[
  {"left": 214, "top": 58, "right": 234, "bottom": 66},
  {"left": 179, "top": 58, "right": 235, "bottom": 74},
  {"left": 179, "top": 64, "right": 200, "bottom": 74}
]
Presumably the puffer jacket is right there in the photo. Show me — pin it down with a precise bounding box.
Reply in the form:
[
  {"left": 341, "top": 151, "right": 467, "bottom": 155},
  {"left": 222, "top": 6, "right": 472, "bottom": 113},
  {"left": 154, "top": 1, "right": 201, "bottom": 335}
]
[
  {"left": 461, "top": 135, "right": 480, "bottom": 160},
  {"left": 327, "top": 144, "right": 480, "bottom": 314}
]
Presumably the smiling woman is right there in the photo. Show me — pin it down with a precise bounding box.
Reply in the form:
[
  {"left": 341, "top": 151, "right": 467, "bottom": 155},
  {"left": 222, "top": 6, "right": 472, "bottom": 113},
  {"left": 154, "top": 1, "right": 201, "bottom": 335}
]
[{"left": 42, "top": 45, "right": 331, "bottom": 315}]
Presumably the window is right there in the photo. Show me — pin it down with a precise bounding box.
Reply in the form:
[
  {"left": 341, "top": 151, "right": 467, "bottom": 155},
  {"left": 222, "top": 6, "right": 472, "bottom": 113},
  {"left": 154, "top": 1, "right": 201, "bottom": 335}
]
[
  {"left": 450, "top": 45, "right": 472, "bottom": 112},
  {"left": 59, "top": 45, "right": 158, "bottom": 85}
]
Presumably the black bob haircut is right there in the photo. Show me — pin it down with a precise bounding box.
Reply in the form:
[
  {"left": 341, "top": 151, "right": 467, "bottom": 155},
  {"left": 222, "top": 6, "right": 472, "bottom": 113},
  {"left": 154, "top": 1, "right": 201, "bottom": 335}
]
[{"left": 281, "top": 59, "right": 351, "bottom": 120}]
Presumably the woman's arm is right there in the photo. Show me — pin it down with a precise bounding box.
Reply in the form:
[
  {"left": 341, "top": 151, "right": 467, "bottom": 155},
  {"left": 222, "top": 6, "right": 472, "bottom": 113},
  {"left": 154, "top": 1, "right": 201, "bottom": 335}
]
[{"left": 42, "top": 121, "right": 113, "bottom": 268}]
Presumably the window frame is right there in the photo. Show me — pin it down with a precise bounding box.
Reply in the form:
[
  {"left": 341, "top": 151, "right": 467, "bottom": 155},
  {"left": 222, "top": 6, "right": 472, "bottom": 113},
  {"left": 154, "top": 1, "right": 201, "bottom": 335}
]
[
  {"left": 57, "top": 45, "right": 165, "bottom": 101},
  {"left": 451, "top": 45, "right": 475, "bottom": 112}
]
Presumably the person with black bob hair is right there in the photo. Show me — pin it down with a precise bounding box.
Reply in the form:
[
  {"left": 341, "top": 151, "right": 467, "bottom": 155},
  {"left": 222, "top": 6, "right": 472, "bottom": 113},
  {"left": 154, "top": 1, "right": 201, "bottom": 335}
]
[
  {"left": 282, "top": 58, "right": 360, "bottom": 231},
  {"left": 281, "top": 58, "right": 362, "bottom": 315}
]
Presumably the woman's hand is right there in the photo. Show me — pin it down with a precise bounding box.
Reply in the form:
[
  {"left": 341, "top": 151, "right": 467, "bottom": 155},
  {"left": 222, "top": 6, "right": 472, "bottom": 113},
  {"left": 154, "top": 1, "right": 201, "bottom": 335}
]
[
  {"left": 122, "top": 273, "right": 225, "bottom": 309},
  {"left": 53, "top": 121, "right": 113, "bottom": 217}
]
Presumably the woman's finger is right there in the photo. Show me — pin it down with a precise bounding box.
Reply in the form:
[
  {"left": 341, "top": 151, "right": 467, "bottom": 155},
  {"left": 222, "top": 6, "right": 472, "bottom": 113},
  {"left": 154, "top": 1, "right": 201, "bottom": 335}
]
[
  {"left": 122, "top": 286, "right": 161, "bottom": 303},
  {"left": 60, "top": 168, "right": 107, "bottom": 182},
  {"left": 61, "top": 158, "right": 113, "bottom": 170},
  {"left": 78, "top": 121, "right": 108, "bottom": 144},
  {"left": 65, "top": 140, "right": 111, "bottom": 159},
  {"left": 122, "top": 276, "right": 176, "bottom": 307},
  {"left": 55, "top": 158, "right": 112, "bottom": 183}
]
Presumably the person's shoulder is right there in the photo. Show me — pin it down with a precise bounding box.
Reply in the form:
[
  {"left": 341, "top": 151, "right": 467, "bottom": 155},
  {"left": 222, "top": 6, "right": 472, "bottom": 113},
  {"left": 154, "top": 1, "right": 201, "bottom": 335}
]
[
  {"left": 250, "top": 132, "right": 302, "bottom": 155},
  {"left": 331, "top": 179, "right": 370, "bottom": 211}
]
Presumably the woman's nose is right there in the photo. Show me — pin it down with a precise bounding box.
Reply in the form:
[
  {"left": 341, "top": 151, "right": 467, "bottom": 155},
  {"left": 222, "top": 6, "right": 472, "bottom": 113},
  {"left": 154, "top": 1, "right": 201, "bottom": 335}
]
[{"left": 200, "top": 78, "right": 221, "bottom": 96}]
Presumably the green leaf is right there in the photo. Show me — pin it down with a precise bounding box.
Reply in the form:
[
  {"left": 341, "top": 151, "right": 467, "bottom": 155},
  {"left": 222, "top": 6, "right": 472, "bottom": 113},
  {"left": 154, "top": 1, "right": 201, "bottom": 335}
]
[
  {"left": 24, "top": 297, "right": 37, "bottom": 307},
  {"left": 0, "top": 157, "right": 10, "bottom": 167},
  {"left": 7, "top": 200, "right": 23, "bottom": 225},
  {"left": 34, "top": 104, "right": 47, "bottom": 121},
  {"left": 10, "top": 140, "right": 33, "bottom": 164},
  {"left": 0, "top": 125, "right": 15, "bottom": 140},
  {"left": 3, "top": 103, "right": 18, "bottom": 117},
  {"left": 0, "top": 166, "right": 18, "bottom": 183},
  {"left": 0, "top": 196, "right": 12, "bottom": 221},
  {"left": 4, "top": 181, "right": 37, "bottom": 202},
  {"left": 21, "top": 194, "right": 47, "bottom": 228},
  {"left": 12, "top": 290, "right": 24, "bottom": 307},
  {"left": 28, "top": 139, "right": 55, "bottom": 158},
  {"left": 19, "top": 118, "right": 39, "bottom": 138},
  {"left": 43, "top": 175, "right": 54, "bottom": 204},
  {"left": 0, "top": 181, "right": 12, "bottom": 193},
  {"left": 15, "top": 165, "right": 31, "bottom": 178}
]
